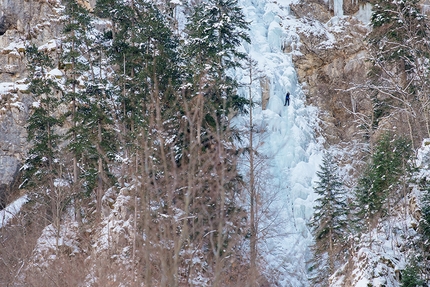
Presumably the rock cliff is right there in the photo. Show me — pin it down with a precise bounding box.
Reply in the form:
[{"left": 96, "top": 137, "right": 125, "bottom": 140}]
[
  {"left": 0, "top": 0, "right": 64, "bottom": 206},
  {"left": 291, "top": 0, "right": 373, "bottom": 145}
]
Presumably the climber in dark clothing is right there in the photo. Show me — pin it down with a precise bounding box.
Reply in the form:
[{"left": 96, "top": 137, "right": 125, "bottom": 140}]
[{"left": 284, "top": 92, "right": 290, "bottom": 106}]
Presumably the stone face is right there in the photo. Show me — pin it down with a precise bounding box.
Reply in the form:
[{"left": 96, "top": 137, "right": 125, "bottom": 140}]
[
  {"left": 291, "top": 6, "right": 372, "bottom": 145},
  {"left": 0, "top": 97, "right": 30, "bottom": 153},
  {"left": 0, "top": 0, "right": 62, "bottom": 205},
  {"left": 0, "top": 93, "right": 31, "bottom": 206},
  {"left": 0, "top": 15, "right": 9, "bottom": 35},
  {"left": 0, "top": 0, "right": 63, "bottom": 82},
  {"left": 0, "top": 153, "right": 21, "bottom": 208},
  {"left": 291, "top": 2, "right": 332, "bottom": 23},
  {"left": 0, "top": 156, "right": 20, "bottom": 186}
]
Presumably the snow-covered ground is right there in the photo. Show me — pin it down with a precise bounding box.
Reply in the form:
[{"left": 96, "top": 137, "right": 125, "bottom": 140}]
[
  {"left": 233, "top": 0, "right": 324, "bottom": 285},
  {"left": 0, "top": 194, "right": 28, "bottom": 228}
]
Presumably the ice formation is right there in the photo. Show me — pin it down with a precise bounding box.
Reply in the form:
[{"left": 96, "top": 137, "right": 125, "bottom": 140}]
[{"left": 234, "top": 0, "right": 324, "bottom": 284}]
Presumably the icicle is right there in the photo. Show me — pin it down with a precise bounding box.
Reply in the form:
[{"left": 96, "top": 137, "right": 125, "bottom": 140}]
[{"left": 333, "top": 0, "right": 344, "bottom": 17}]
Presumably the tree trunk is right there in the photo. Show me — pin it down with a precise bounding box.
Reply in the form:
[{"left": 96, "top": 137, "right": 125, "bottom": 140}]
[{"left": 249, "top": 59, "right": 257, "bottom": 287}]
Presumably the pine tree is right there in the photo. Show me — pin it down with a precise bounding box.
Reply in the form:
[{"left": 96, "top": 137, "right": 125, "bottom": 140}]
[
  {"left": 419, "top": 184, "right": 430, "bottom": 247},
  {"left": 61, "top": 0, "right": 92, "bottom": 200},
  {"left": 370, "top": 0, "right": 427, "bottom": 62},
  {"left": 24, "top": 45, "right": 63, "bottom": 186},
  {"left": 355, "top": 134, "right": 393, "bottom": 224},
  {"left": 401, "top": 259, "right": 424, "bottom": 287},
  {"left": 181, "top": 2, "right": 250, "bottom": 284},
  {"left": 309, "top": 152, "right": 348, "bottom": 283},
  {"left": 91, "top": 1, "right": 250, "bottom": 284},
  {"left": 62, "top": 0, "right": 118, "bottom": 220},
  {"left": 95, "top": 1, "right": 201, "bottom": 285},
  {"left": 354, "top": 134, "right": 413, "bottom": 231},
  {"left": 183, "top": 0, "right": 250, "bottom": 138},
  {"left": 97, "top": 0, "right": 182, "bottom": 162},
  {"left": 23, "top": 45, "right": 69, "bottom": 247}
]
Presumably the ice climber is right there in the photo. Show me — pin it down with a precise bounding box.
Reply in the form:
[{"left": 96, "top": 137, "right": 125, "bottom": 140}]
[{"left": 284, "top": 92, "right": 290, "bottom": 106}]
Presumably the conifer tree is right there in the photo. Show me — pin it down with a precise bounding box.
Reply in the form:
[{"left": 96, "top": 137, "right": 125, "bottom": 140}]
[
  {"left": 23, "top": 45, "right": 69, "bottom": 246},
  {"left": 97, "top": 0, "right": 182, "bottom": 163},
  {"left": 354, "top": 134, "right": 413, "bottom": 231},
  {"left": 183, "top": 0, "right": 250, "bottom": 137},
  {"left": 91, "top": 1, "right": 250, "bottom": 284},
  {"left": 24, "top": 46, "right": 63, "bottom": 186},
  {"left": 94, "top": 1, "right": 199, "bottom": 285},
  {"left": 309, "top": 152, "right": 348, "bottom": 284},
  {"left": 61, "top": 0, "right": 91, "bottom": 201},
  {"left": 401, "top": 259, "right": 424, "bottom": 287},
  {"left": 181, "top": 1, "right": 251, "bottom": 284},
  {"left": 62, "top": 0, "right": 119, "bottom": 222},
  {"left": 419, "top": 184, "right": 430, "bottom": 247}
]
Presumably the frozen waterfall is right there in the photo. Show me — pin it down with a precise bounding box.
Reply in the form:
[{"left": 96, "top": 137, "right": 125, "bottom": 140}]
[
  {"left": 233, "top": 0, "right": 323, "bottom": 285},
  {"left": 334, "top": 0, "right": 344, "bottom": 17}
]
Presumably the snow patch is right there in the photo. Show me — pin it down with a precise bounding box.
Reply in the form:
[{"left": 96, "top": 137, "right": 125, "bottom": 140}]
[
  {"left": 0, "top": 195, "right": 28, "bottom": 228},
  {"left": 38, "top": 39, "right": 59, "bottom": 52},
  {"left": 31, "top": 221, "right": 81, "bottom": 267}
]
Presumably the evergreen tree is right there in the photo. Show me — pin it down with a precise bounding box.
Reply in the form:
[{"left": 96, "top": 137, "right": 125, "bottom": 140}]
[
  {"left": 401, "top": 259, "right": 424, "bottom": 287},
  {"left": 15, "top": 0, "right": 254, "bottom": 284},
  {"left": 91, "top": 1, "right": 250, "bottom": 284},
  {"left": 23, "top": 45, "right": 69, "bottom": 245},
  {"left": 370, "top": 0, "right": 427, "bottom": 63},
  {"left": 309, "top": 152, "right": 348, "bottom": 283},
  {"left": 354, "top": 134, "right": 413, "bottom": 231},
  {"left": 24, "top": 46, "right": 63, "bottom": 188},
  {"left": 61, "top": 0, "right": 92, "bottom": 194},
  {"left": 180, "top": 2, "right": 251, "bottom": 284},
  {"left": 94, "top": 0, "right": 115, "bottom": 19},
  {"left": 419, "top": 182, "right": 430, "bottom": 248},
  {"left": 62, "top": 0, "right": 117, "bottom": 220},
  {"left": 183, "top": 0, "right": 250, "bottom": 136},
  {"left": 97, "top": 0, "right": 182, "bottom": 159},
  {"left": 355, "top": 134, "right": 394, "bottom": 223}
]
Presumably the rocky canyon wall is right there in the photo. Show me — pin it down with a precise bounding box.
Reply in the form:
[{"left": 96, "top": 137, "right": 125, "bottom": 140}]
[
  {"left": 0, "top": 0, "right": 65, "bottom": 206},
  {"left": 290, "top": 0, "right": 373, "bottom": 145}
]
